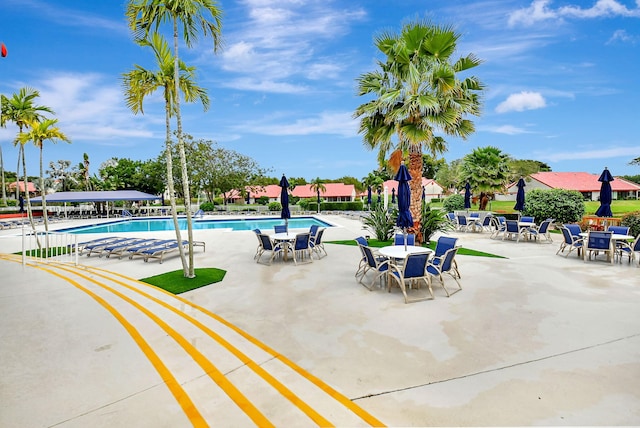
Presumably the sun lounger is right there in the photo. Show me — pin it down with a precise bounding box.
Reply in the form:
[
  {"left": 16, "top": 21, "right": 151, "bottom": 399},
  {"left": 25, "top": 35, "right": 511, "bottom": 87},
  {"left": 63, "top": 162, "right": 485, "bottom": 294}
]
[
  {"left": 100, "top": 238, "right": 156, "bottom": 259},
  {"left": 141, "top": 240, "right": 206, "bottom": 264},
  {"left": 84, "top": 237, "right": 133, "bottom": 257},
  {"left": 126, "top": 239, "right": 175, "bottom": 260},
  {"left": 76, "top": 237, "right": 123, "bottom": 255}
]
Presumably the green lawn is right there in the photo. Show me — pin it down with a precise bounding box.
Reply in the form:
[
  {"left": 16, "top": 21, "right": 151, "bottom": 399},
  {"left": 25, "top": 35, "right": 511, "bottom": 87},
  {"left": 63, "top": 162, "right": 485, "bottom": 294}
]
[
  {"left": 431, "top": 200, "right": 640, "bottom": 216},
  {"left": 140, "top": 268, "right": 226, "bottom": 294},
  {"left": 326, "top": 239, "right": 504, "bottom": 258}
]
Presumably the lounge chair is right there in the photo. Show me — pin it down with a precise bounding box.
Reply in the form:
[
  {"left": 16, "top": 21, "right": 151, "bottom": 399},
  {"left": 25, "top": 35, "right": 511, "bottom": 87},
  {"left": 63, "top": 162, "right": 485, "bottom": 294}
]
[
  {"left": 426, "top": 246, "right": 462, "bottom": 297},
  {"left": 556, "top": 226, "right": 584, "bottom": 257},
  {"left": 356, "top": 244, "right": 390, "bottom": 290},
  {"left": 99, "top": 238, "right": 155, "bottom": 258},
  {"left": 75, "top": 237, "right": 120, "bottom": 254},
  {"left": 292, "top": 232, "right": 313, "bottom": 265},
  {"left": 584, "top": 231, "right": 613, "bottom": 263},
  {"left": 387, "top": 252, "right": 432, "bottom": 303},
  {"left": 83, "top": 237, "right": 132, "bottom": 256},
  {"left": 309, "top": 228, "right": 327, "bottom": 259},
  {"left": 255, "top": 233, "right": 285, "bottom": 265},
  {"left": 141, "top": 240, "right": 206, "bottom": 263}
]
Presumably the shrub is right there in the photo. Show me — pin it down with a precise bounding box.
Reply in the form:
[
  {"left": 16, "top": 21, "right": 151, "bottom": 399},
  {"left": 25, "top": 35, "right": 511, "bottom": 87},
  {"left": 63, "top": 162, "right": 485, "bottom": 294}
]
[
  {"left": 420, "top": 204, "right": 455, "bottom": 243},
  {"left": 213, "top": 197, "right": 223, "bottom": 206},
  {"left": 199, "top": 202, "right": 215, "bottom": 212},
  {"left": 621, "top": 211, "right": 640, "bottom": 237},
  {"left": 443, "top": 194, "right": 465, "bottom": 212},
  {"left": 268, "top": 201, "right": 282, "bottom": 211},
  {"left": 257, "top": 196, "right": 270, "bottom": 205},
  {"left": 523, "top": 189, "right": 585, "bottom": 224},
  {"left": 362, "top": 204, "right": 396, "bottom": 241}
]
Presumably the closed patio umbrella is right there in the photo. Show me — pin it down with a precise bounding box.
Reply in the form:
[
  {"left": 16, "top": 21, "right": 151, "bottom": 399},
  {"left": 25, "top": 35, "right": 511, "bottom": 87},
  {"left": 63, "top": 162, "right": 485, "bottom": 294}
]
[
  {"left": 514, "top": 177, "right": 526, "bottom": 211},
  {"left": 395, "top": 162, "right": 413, "bottom": 250},
  {"left": 279, "top": 174, "right": 291, "bottom": 232},
  {"left": 391, "top": 187, "right": 396, "bottom": 204},
  {"left": 595, "top": 167, "right": 614, "bottom": 218},
  {"left": 246, "top": 191, "right": 250, "bottom": 204},
  {"left": 367, "top": 186, "right": 372, "bottom": 208},
  {"left": 464, "top": 182, "right": 472, "bottom": 209},
  {"left": 422, "top": 186, "right": 426, "bottom": 203}
]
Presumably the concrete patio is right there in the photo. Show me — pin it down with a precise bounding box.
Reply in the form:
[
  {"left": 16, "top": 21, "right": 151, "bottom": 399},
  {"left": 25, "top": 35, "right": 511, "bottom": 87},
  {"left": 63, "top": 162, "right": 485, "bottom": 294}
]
[{"left": 1, "top": 214, "right": 639, "bottom": 426}]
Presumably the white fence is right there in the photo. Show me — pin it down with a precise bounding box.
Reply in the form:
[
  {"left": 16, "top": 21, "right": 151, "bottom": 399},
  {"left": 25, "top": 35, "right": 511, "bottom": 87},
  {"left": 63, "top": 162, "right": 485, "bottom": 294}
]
[{"left": 21, "top": 229, "right": 79, "bottom": 266}]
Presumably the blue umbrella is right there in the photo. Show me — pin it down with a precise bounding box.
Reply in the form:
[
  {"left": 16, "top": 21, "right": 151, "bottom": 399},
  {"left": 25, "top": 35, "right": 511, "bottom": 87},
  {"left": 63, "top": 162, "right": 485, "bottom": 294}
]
[
  {"left": 19, "top": 195, "right": 24, "bottom": 213},
  {"left": 367, "top": 186, "right": 372, "bottom": 207},
  {"left": 395, "top": 163, "right": 413, "bottom": 250},
  {"left": 377, "top": 187, "right": 381, "bottom": 204},
  {"left": 595, "top": 167, "right": 614, "bottom": 218},
  {"left": 391, "top": 187, "right": 396, "bottom": 204},
  {"left": 421, "top": 186, "right": 426, "bottom": 203},
  {"left": 246, "top": 191, "right": 250, "bottom": 204},
  {"left": 279, "top": 174, "right": 291, "bottom": 232},
  {"left": 464, "top": 182, "right": 472, "bottom": 209},
  {"left": 514, "top": 177, "right": 526, "bottom": 211}
]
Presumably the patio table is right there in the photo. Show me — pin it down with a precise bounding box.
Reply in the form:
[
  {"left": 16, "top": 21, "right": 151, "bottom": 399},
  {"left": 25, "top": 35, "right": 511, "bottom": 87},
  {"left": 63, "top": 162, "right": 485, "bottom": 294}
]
[
  {"left": 579, "top": 232, "right": 634, "bottom": 263},
  {"left": 272, "top": 232, "right": 297, "bottom": 261}
]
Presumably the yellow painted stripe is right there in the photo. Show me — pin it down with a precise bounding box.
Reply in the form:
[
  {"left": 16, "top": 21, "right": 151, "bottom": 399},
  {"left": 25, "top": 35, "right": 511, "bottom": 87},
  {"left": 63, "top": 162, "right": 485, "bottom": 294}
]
[
  {"left": 68, "top": 266, "right": 334, "bottom": 426},
  {"left": 0, "top": 257, "right": 207, "bottom": 427},
  {"left": 48, "top": 263, "right": 274, "bottom": 428},
  {"left": 83, "top": 264, "right": 386, "bottom": 427}
]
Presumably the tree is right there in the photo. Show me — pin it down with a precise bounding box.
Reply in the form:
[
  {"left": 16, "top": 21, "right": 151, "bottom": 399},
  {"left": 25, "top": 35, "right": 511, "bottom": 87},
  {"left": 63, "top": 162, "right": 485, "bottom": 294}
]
[
  {"left": 630, "top": 157, "right": 640, "bottom": 166},
  {"left": 458, "top": 146, "right": 511, "bottom": 195},
  {"left": 354, "top": 20, "right": 483, "bottom": 241},
  {"left": 1, "top": 88, "right": 54, "bottom": 232},
  {"left": 17, "top": 118, "right": 70, "bottom": 232},
  {"left": 434, "top": 159, "right": 461, "bottom": 191},
  {"left": 508, "top": 159, "right": 551, "bottom": 183},
  {"left": 47, "top": 160, "right": 76, "bottom": 192},
  {"left": 122, "top": 30, "right": 210, "bottom": 278},
  {"left": 126, "top": 0, "right": 223, "bottom": 279},
  {"left": 0, "top": 108, "right": 7, "bottom": 205},
  {"left": 422, "top": 154, "right": 446, "bottom": 179},
  {"left": 309, "top": 177, "right": 327, "bottom": 213}
]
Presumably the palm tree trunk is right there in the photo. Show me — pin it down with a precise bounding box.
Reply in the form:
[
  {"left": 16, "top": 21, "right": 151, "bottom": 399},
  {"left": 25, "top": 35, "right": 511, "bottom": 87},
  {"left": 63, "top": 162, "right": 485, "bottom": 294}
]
[
  {"left": 0, "top": 144, "right": 7, "bottom": 205},
  {"left": 39, "top": 145, "right": 49, "bottom": 234},
  {"left": 408, "top": 150, "right": 423, "bottom": 243},
  {"left": 173, "top": 18, "right": 195, "bottom": 278},
  {"left": 21, "top": 146, "right": 40, "bottom": 248}
]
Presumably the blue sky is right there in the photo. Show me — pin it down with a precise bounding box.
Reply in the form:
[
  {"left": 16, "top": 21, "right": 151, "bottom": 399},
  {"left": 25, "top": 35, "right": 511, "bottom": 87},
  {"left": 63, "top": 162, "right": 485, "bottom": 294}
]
[{"left": 1, "top": 0, "right": 639, "bottom": 184}]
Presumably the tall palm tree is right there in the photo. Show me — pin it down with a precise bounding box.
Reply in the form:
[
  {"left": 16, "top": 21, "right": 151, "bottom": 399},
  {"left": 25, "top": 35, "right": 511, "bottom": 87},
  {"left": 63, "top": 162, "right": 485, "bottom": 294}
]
[
  {"left": 309, "top": 177, "right": 327, "bottom": 213},
  {"left": 458, "top": 146, "right": 511, "bottom": 195},
  {"left": 126, "top": 0, "right": 222, "bottom": 278},
  {"left": 354, "top": 20, "right": 483, "bottom": 241},
  {"left": 18, "top": 119, "right": 70, "bottom": 233},
  {"left": 1, "top": 88, "right": 53, "bottom": 230},
  {"left": 122, "top": 31, "right": 210, "bottom": 277},
  {"left": 0, "top": 110, "right": 7, "bottom": 205}
]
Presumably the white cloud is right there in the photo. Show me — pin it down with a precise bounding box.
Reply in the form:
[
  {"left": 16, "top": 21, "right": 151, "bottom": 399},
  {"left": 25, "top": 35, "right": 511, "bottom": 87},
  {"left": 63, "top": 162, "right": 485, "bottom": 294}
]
[
  {"left": 483, "top": 125, "right": 533, "bottom": 135},
  {"left": 607, "top": 29, "right": 638, "bottom": 44},
  {"left": 541, "top": 146, "right": 640, "bottom": 162},
  {"left": 235, "top": 111, "right": 358, "bottom": 137},
  {"left": 495, "top": 91, "right": 547, "bottom": 113},
  {"left": 509, "top": 0, "right": 640, "bottom": 27}
]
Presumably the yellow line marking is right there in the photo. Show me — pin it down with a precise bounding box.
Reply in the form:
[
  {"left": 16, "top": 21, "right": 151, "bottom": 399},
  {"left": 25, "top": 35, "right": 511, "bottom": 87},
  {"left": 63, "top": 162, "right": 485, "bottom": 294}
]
[
  {"left": 0, "top": 256, "right": 207, "bottom": 427},
  {"left": 45, "top": 262, "right": 274, "bottom": 428},
  {"left": 78, "top": 263, "right": 386, "bottom": 427},
  {"left": 64, "top": 265, "right": 333, "bottom": 426}
]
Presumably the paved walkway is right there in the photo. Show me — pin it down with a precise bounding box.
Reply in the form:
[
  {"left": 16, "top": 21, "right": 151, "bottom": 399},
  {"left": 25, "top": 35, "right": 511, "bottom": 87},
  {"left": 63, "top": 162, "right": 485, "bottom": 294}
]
[{"left": 1, "top": 215, "right": 639, "bottom": 426}]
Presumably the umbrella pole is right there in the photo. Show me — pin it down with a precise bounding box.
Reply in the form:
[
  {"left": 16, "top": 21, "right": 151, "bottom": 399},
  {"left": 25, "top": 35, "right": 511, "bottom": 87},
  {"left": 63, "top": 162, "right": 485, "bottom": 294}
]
[{"left": 404, "top": 229, "right": 408, "bottom": 251}]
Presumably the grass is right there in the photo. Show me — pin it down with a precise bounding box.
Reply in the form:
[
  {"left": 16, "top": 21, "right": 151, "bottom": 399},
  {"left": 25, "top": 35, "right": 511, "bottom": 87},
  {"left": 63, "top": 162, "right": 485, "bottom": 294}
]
[
  {"left": 431, "top": 200, "right": 640, "bottom": 216},
  {"left": 326, "top": 239, "right": 505, "bottom": 258},
  {"left": 140, "top": 268, "right": 226, "bottom": 294},
  {"left": 15, "top": 246, "right": 72, "bottom": 258}
]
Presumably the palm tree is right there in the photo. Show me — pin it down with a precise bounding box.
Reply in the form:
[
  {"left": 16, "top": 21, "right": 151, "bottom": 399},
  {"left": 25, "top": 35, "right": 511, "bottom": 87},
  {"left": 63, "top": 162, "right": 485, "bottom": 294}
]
[
  {"left": 17, "top": 119, "right": 70, "bottom": 233},
  {"left": 354, "top": 20, "right": 483, "bottom": 241},
  {"left": 126, "top": 0, "right": 223, "bottom": 278},
  {"left": 309, "top": 177, "right": 327, "bottom": 213},
  {"left": 459, "top": 146, "right": 511, "bottom": 195},
  {"left": 1, "top": 88, "right": 54, "bottom": 230},
  {"left": 0, "top": 110, "right": 7, "bottom": 205},
  {"left": 122, "top": 31, "right": 210, "bottom": 277}
]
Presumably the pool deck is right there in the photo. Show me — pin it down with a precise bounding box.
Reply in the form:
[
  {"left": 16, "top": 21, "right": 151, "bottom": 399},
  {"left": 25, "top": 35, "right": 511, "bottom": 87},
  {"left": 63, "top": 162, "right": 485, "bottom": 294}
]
[{"left": 1, "top": 214, "right": 639, "bottom": 426}]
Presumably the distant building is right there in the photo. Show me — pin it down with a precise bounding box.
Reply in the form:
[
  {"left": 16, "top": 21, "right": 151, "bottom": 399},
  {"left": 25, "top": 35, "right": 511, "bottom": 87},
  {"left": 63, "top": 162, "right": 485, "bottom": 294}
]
[
  {"left": 503, "top": 172, "right": 640, "bottom": 201},
  {"left": 379, "top": 178, "right": 445, "bottom": 202},
  {"left": 8, "top": 181, "right": 37, "bottom": 196},
  {"left": 229, "top": 183, "right": 357, "bottom": 204}
]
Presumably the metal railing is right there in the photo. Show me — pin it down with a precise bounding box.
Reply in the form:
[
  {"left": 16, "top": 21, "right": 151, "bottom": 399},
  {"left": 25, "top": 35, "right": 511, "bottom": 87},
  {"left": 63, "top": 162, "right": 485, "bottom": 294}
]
[{"left": 21, "top": 229, "right": 79, "bottom": 266}]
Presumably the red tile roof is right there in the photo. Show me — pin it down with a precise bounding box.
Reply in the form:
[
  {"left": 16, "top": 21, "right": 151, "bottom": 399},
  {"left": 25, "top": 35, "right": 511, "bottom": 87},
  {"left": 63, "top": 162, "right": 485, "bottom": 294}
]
[
  {"left": 238, "top": 183, "right": 356, "bottom": 199},
  {"left": 528, "top": 172, "right": 640, "bottom": 192},
  {"left": 9, "top": 181, "right": 37, "bottom": 192}
]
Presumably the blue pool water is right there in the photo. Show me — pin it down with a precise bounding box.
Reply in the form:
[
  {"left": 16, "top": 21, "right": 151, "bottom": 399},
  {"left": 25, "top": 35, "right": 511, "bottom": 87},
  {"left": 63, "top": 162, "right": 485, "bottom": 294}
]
[{"left": 59, "top": 216, "right": 333, "bottom": 234}]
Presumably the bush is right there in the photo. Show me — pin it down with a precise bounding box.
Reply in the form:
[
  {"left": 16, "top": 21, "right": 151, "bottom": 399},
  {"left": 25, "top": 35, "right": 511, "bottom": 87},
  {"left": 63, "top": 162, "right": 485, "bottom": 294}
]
[
  {"left": 213, "top": 198, "right": 223, "bottom": 206},
  {"left": 443, "top": 194, "right": 465, "bottom": 212},
  {"left": 199, "top": 202, "right": 215, "bottom": 212},
  {"left": 257, "top": 196, "right": 270, "bottom": 205},
  {"left": 420, "top": 204, "right": 455, "bottom": 243},
  {"left": 523, "top": 189, "right": 585, "bottom": 224},
  {"left": 268, "top": 201, "right": 282, "bottom": 211},
  {"left": 621, "top": 211, "right": 640, "bottom": 237},
  {"left": 362, "top": 204, "right": 396, "bottom": 241}
]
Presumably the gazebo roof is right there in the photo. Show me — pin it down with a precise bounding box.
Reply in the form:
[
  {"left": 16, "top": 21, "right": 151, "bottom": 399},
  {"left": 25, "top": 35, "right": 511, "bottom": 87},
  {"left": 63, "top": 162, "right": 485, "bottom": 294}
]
[{"left": 31, "top": 190, "right": 160, "bottom": 203}]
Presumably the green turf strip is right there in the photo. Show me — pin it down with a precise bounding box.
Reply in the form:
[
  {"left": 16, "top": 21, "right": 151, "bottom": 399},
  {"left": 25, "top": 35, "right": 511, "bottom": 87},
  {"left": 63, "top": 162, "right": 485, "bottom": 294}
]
[
  {"left": 325, "top": 239, "right": 505, "bottom": 258},
  {"left": 140, "top": 268, "right": 226, "bottom": 294}
]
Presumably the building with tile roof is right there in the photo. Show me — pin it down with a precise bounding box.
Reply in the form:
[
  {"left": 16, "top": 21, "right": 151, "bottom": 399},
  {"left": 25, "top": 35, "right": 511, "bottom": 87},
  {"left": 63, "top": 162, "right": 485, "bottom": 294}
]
[{"left": 503, "top": 172, "right": 640, "bottom": 201}]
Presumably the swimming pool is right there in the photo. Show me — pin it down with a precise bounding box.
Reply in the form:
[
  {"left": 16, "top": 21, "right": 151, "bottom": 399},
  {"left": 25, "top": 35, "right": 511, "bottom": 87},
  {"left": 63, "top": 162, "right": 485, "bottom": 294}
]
[{"left": 59, "top": 216, "right": 333, "bottom": 234}]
